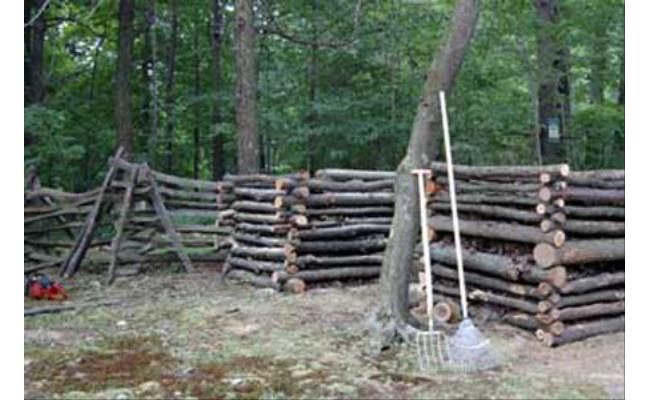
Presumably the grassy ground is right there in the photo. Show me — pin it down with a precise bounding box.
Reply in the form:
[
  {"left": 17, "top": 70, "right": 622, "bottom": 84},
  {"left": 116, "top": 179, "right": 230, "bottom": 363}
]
[{"left": 24, "top": 269, "right": 624, "bottom": 399}]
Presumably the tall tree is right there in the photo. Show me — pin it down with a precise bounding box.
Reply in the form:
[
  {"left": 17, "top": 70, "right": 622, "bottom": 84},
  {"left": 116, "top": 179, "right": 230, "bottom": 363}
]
[
  {"left": 116, "top": 0, "right": 135, "bottom": 158},
  {"left": 535, "top": 0, "right": 571, "bottom": 164},
  {"left": 235, "top": 0, "right": 259, "bottom": 174},
  {"left": 163, "top": 0, "right": 179, "bottom": 172},
  {"left": 211, "top": 0, "right": 225, "bottom": 180},
  {"left": 373, "top": 0, "right": 480, "bottom": 347},
  {"left": 192, "top": 10, "right": 202, "bottom": 179},
  {"left": 143, "top": 0, "right": 159, "bottom": 165}
]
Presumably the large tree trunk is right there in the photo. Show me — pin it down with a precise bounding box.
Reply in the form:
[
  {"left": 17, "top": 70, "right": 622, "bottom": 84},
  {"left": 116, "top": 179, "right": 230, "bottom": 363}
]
[
  {"left": 235, "top": 0, "right": 259, "bottom": 174},
  {"left": 211, "top": 0, "right": 225, "bottom": 180},
  {"left": 28, "top": 0, "right": 47, "bottom": 106},
  {"left": 24, "top": 0, "right": 32, "bottom": 106},
  {"left": 116, "top": 0, "right": 135, "bottom": 159},
  {"left": 145, "top": 0, "right": 159, "bottom": 166},
  {"left": 164, "top": 0, "right": 179, "bottom": 172},
  {"left": 535, "top": 0, "right": 570, "bottom": 164},
  {"left": 373, "top": 0, "right": 480, "bottom": 348},
  {"left": 192, "top": 11, "right": 201, "bottom": 179}
]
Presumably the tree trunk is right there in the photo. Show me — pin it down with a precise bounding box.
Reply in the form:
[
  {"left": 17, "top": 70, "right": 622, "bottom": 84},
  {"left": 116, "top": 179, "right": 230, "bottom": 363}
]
[
  {"left": 535, "top": 0, "right": 570, "bottom": 164},
  {"left": 211, "top": 0, "right": 225, "bottom": 180},
  {"left": 147, "top": 0, "right": 159, "bottom": 166},
  {"left": 24, "top": 0, "right": 32, "bottom": 106},
  {"left": 163, "top": 0, "right": 179, "bottom": 172},
  {"left": 116, "top": 0, "right": 135, "bottom": 159},
  {"left": 374, "top": 0, "right": 480, "bottom": 347},
  {"left": 235, "top": 0, "right": 259, "bottom": 173},
  {"left": 29, "top": 0, "right": 47, "bottom": 106},
  {"left": 193, "top": 12, "right": 201, "bottom": 179}
]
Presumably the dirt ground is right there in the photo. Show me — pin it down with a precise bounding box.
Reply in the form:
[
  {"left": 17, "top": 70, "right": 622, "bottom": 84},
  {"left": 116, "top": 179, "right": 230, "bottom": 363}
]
[{"left": 24, "top": 269, "right": 624, "bottom": 399}]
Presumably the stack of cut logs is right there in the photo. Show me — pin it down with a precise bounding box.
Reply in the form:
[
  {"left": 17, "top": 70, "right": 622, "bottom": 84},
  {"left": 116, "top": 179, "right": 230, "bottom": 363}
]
[
  {"left": 532, "top": 169, "right": 624, "bottom": 347},
  {"left": 224, "top": 169, "right": 395, "bottom": 291},
  {"left": 426, "top": 163, "right": 625, "bottom": 346},
  {"left": 224, "top": 172, "right": 308, "bottom": 291},
  {"left": 289, "top": 169, "right": 395, "bottom": 287}
]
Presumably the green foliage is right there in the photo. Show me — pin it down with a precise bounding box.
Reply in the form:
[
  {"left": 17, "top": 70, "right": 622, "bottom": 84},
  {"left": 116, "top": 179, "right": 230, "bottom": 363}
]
[
  {"left": 25, "top": 0, "right": 624, "bottom": 190},
  {"left": 569, "top": 103, "right": 624, "bottom": 169}
]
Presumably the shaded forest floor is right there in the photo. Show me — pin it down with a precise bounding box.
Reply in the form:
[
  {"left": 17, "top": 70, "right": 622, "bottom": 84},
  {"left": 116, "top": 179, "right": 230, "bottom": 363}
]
[{"left": 25, "top": 269, "right": 624, "bottom": 399}]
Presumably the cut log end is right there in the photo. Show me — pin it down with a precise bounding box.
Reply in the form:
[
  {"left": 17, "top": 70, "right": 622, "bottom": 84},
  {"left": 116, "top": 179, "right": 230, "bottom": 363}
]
[
  {"left": 552, "top": 230, "right": 566, "bottom": 247},
  {"left": 534, "top": 243, "right": 556, "bottom": 269},
  {"left": 548, "top": 266, "right": 567, "bottom": 288},
  {"left": 284, "top": 278, "right": 307, "bottom": 294},
  {"left": 433, "top": 300, "right": 461, "bottom": 323}
]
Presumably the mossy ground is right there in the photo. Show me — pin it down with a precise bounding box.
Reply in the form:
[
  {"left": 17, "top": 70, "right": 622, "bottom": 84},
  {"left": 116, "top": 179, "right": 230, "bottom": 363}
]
[{"left": 25, "top": 269, "right": 623, "bottom": 399}]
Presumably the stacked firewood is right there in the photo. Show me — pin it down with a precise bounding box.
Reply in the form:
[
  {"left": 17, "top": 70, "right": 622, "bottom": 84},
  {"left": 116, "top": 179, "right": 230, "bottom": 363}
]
[
  {"left": 532, "top": 170, "right": 624, "bottom": 346},
  {"left": 425, "top": 163, "right": 624, "bottom": 346},
  {"left": 425, "top": 163, "right": 572, "bottom": 336},
  {"left": 224, "top": 169, "right": 396, "bottom": 291},
  {"left": 286, "top": 169, "right": 396, "bottom": 288},
  {"left": 223, "top": 172, "right": 308, "bottom": 291}
]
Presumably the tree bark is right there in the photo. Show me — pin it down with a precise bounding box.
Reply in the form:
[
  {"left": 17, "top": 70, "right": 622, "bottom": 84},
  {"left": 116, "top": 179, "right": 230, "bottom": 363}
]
[
  {"left": 431, "top": 263, "right": 543, "bottom": 299},
  {"left": 469, "top": 289, "right": 539, "bottom": 314},
  {"left": 375, "top": 0, "right": 480, "bottom": 346},
  {"left": 192, "top": 11, "right": 202, "bottom": 179},
  {"left": 430, "top": 162, "right": 569, "bottom": 179},
  {"left": 211, "top": 0, "right": 225, "bottom": 180},
  {"left": 428, "top": 244, "right": 520, "bottom": 280},
  {"left": 146, "top": 0, "right": 159, "bottom": 166},
  {"left": 430, "top": 215, "right": 565, "bottom": 246},
  {"left": 235, "top": 0, "right": 259, "bottom": 173},
  {"left": 559, "top": 272, "right": 625, "bottom": 295},
  {"left": 27, "top": 0, "right": 48, "bottom": 107},
  {"left": 163, "top": 0, "right": 179, "bottom": 172},
  {"left": 116, "top": 0, "right": 135, "bottom": 159}
]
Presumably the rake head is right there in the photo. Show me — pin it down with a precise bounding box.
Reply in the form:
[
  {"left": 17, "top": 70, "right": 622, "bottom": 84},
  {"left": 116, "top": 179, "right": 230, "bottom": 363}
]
[
  {"left": 446, "top": 319, "right": 501, "bottom": 373},
  {"left": 416, "top": 330, "right": 451, "bottom": 372}
]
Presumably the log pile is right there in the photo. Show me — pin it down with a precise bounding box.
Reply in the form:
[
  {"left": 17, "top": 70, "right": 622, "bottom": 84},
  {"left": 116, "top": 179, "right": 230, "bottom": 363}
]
[
  {"left": 223, "top": 172, "right": 308, "bottom": 291},
  {"left": 532, "top": 170, "right": 625, "bottom": 346},
  {"left": 425, "top": 163, "right": 625, "bottom": 346},
  {"left": 223, "top": 168, "right": 394, "bottom": 291},
  {"left": 288, "top": 169, "right": 395, "bottom": 288}
]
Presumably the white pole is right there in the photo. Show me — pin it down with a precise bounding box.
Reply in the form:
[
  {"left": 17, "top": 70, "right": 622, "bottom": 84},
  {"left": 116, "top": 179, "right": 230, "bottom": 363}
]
[
  {"left": 415, "top": 171, "right": 435, "bottom": 332},
  {"left": 439, "top": 91, "right": 468, "bottom": 319}
]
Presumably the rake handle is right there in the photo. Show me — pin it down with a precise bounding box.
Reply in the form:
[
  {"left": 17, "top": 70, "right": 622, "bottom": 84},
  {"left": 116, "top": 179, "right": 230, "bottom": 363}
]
[
  {"left": 439, "top": 91, "right": 469, "bottom": 320},
  {"left": 413, "top": 169, "right": 434, "bottom": 332}
]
